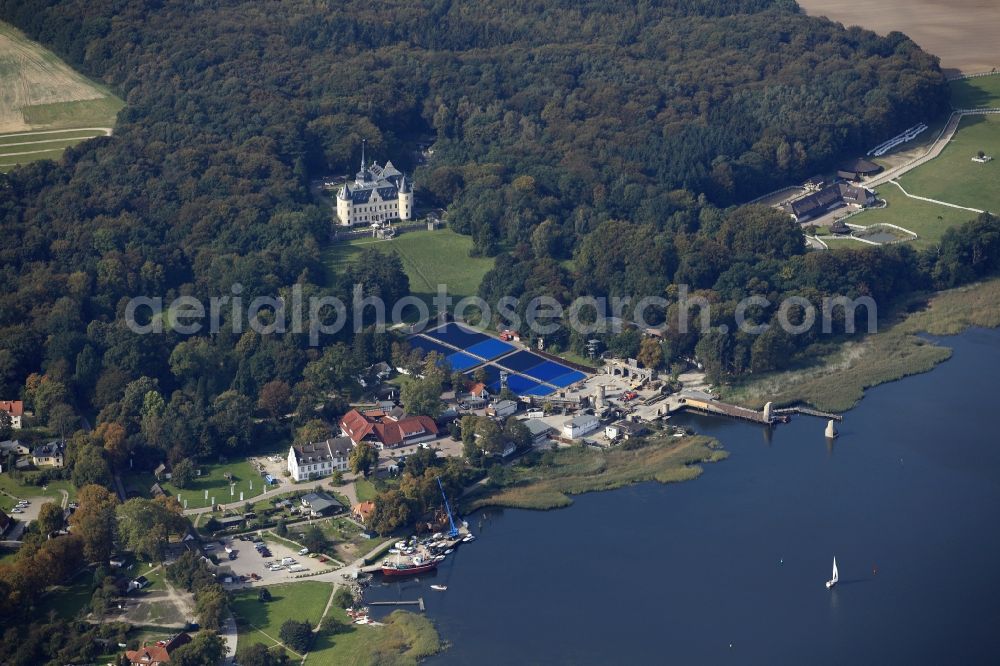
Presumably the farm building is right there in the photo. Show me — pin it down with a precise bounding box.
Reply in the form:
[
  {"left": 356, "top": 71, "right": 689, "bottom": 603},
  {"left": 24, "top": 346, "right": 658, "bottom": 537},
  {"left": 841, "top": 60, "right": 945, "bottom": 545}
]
[
  {"left": 784, "top": 182, "right": 875, "bottom": 222},
  {"left": 837, "top": 158, "right": 883, "bottom": 181}
]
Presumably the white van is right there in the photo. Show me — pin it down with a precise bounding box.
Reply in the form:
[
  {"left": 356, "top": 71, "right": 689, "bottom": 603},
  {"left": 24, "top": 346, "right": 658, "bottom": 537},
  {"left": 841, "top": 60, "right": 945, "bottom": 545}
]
[
  {"left": 525, "top": 410, "right": 544, "bottom": 418},
  {"left": 280, "top": 557, "right": 296, "bottom": 565}
]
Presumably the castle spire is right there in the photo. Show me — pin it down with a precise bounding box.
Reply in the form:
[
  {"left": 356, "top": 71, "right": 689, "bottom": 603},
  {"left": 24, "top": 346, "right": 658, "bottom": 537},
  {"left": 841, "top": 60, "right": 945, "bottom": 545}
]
[{"left": 360, "top": 138, "right": 366, "bottom": 170}]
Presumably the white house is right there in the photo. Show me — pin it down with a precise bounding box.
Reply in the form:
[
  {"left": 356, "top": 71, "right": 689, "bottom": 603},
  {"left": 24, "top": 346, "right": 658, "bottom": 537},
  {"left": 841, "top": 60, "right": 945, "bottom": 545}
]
[
  {"left": 287, "top": 438, "right": 351, "bottom": 482},
  {"left": 563, "top": 414, "right": 599, "bottom": 439}
]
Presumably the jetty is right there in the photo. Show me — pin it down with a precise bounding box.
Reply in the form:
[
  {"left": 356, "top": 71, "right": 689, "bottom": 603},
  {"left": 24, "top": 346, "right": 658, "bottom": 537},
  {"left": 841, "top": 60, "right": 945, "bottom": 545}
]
[
  {"left": 774, "top": 406, "right": 843, "bottom": 421},
  {"left": 369, "top": 598, "right": 426, "bottom": 612},
  {"left": 676, "top": 396, "right": 784, "bottom": 425}
]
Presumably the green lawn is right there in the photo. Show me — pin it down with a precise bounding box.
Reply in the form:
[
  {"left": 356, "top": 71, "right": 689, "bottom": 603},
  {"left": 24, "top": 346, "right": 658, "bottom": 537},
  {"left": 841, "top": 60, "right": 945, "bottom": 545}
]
[
  {"left": 849, "top": 184, "right": 976, "bottom": 248},
  {"left": 0, "top": 474, "right": 75, "bottom": 509},
  {"left": 323, "top": 228, "right": 495, "bottom": 302},
  {"left": 353, "top": 478, "right": 377, "bottom": 502},
  {"left": 231, "top": 581, "right": 332, "bottom": 655},
  {"left": 123, "top": 459, "right": 271, "bottom": 509},
  {"left": 950, "top": 74, "right": 1000, "bottom": 109},
  {"left": 307, "top": 609, "right": 443, "bottom": 665},
  {"left": 35, "top": 570, "right": 95, "bottom": 620},
  {"left": 894, "top": 114, "right": 1000, "bottom": 214},
  {"left": 20, "top": 96, "right": 124, "bottom": 128}
]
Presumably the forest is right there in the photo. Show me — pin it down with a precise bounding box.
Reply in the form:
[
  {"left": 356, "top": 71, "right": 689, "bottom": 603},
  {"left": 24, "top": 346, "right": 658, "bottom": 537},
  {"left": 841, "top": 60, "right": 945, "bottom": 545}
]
[{"left": 2, "top": 2, "right": 999, "bottom": 659}]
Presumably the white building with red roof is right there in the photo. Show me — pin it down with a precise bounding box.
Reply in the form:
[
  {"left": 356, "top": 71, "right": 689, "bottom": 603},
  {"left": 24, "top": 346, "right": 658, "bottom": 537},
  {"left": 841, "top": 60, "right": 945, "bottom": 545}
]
[
  {"left": 339, "top": 408, "right": 438, "bottom": 450},
  {"left": 0, "top": 400, "right": 24, "bottom": 429}
]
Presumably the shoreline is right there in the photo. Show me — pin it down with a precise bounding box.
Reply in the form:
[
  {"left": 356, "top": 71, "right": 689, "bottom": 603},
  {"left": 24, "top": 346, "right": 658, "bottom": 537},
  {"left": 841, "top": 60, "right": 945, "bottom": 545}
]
[{"left": 720, "top": 277, "right": 1000, "bottom": 413}]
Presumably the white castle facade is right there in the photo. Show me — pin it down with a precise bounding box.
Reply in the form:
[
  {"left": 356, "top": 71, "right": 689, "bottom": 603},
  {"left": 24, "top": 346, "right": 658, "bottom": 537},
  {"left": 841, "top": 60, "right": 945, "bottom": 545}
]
[{"left": 336, "top": 143, "right": 413, "bottom": 226}]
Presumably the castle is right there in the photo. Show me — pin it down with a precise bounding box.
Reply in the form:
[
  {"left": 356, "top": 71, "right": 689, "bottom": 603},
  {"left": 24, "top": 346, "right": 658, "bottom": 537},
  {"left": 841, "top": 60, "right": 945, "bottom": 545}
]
[{"left": 336, "top": 141, "right": 413, "bottom": 226}]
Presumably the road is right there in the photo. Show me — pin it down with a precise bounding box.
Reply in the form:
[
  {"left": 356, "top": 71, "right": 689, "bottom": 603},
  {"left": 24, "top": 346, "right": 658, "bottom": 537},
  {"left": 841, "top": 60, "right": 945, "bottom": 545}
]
[{"left": 221, "top": 612, "right": 237, "bottom": 665}]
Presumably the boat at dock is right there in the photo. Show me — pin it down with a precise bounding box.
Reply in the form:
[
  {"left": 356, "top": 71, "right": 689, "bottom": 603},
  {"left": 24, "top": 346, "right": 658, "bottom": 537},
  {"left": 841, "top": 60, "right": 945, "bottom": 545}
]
[
  {"left": 431, "top": 584, "right": 448, "bottom": 591},
  {"left": 382, "top": 556, "right": 439, "bottom": 577},
  {"left": 826, "top": 557, "right": 839, "bottom": 589}
]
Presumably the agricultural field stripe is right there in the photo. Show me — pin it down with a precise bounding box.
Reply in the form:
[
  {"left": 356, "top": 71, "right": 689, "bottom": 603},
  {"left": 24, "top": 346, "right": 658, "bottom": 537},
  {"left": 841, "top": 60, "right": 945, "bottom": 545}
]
[{"left": 0, "top": 134, "right": 103, "bottom": 148}]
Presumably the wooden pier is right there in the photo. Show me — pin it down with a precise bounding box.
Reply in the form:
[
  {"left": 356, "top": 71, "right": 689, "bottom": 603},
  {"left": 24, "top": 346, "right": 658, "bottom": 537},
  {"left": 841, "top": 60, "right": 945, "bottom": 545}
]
[
  {"left": 368, "top": 598, "right": 426, "bottom": 612},
  {"left": 774, "top": 406, "right": 843, "bottom": 421},
  {"left": 678, "top": 396, "right": 774, "bottom": 424}
]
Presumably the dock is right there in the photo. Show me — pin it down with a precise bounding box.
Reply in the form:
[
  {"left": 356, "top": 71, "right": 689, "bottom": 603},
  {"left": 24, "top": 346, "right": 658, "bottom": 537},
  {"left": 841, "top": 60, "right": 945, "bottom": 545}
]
[
  {"left": 368, "top": 598, "right": 426, "bottom": 612},
  {"left": 677, "top": 396, "right": 776, "bottom": 424},
  {"left": 774, "top": 406, "right": 843, "bottom": 421}
]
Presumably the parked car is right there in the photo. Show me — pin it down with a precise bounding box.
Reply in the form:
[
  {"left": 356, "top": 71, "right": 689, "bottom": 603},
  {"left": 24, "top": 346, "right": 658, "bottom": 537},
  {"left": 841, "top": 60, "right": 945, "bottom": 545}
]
[
  {"left": 298, "top": 548, "right": 309, "bottom": 555},
  {"left": 11, "top": 508, "right": 22, "bottom": 514}
]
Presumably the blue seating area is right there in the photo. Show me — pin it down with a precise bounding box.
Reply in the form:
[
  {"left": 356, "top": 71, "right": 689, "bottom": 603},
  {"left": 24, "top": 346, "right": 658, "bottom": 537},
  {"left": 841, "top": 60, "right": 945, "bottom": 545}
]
[
  {"left": 445, "top": 351, "right": 481, "bottom": 371},
  {"left": 464, "top": 338, "right": 516, "bottom": 360},
  {"left": 412, "top": 325, "right": 589, "bottom": 397},
  {"left": 426, "top": 322, "right": 490, "bottom": 349}
]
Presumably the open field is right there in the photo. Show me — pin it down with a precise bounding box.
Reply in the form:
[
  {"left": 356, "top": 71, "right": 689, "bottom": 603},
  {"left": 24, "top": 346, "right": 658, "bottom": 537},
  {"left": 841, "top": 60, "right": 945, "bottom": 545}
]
[
  {"left": 722, "top": 277, "right": 1000, "bottom": 412},
  {"left": 232, "top": 581, "right": 332, "bottom": 655},
  {"left": 463, "top": 435, "right": 726, "bottom": 511},
  {"left": 0, "top": 20, "right": 122, "bottom": 170},
  {"left": 323, "top": 228, "right": 495, "bottom": 302},
  {"left": 950, "top": 74, "right": 1000, "bottom": 109},
  {"left": 847, "top": 185, "right": 977, "bottom": 248},
  {"left": 795, "top": 0, "right": 1000, "bottom": 76},
  {"left": 895, "top": 114, "right": 1000, "bottom": 214},
  {"left": 123, "top": 459, "right": 270, "bottom": 510}
]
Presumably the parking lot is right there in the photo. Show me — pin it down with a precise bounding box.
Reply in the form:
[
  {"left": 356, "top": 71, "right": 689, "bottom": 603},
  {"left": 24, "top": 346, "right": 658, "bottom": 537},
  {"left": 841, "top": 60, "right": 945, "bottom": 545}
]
[{"left": 213, "top": 533, "right": 335, "bottom": 588}]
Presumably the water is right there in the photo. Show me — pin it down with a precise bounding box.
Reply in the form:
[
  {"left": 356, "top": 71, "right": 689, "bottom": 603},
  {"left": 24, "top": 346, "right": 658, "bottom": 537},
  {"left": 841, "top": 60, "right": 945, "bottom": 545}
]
[{"left": 363, "top": 328, "right": 1000, "bottom": 665}]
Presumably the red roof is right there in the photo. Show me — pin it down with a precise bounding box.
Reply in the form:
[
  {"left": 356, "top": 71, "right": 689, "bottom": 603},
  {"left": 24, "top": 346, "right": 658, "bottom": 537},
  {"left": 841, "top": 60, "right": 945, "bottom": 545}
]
[
  {"left": 340, "top": 409, "right": 375, "bottom": 442},
  {"left": 341, "top": 409, "right": 437, "bottom": 448},
  {"left": 0, "top": 400, "right": 23, "bottom": 417},
  {"left": 469, "top": 383, "right": 487, "bottom": 397},
  {"left": 125, "top": 633, "right": 191, "bottom": 664},
  {"left": 373, "top": 415, "right": 438, "bottom": 447}
]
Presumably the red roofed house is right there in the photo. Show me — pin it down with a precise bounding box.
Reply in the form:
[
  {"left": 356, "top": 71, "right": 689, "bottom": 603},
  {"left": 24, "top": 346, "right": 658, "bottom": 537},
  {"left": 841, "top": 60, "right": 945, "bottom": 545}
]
[
  {"left": 339, "top": 408, "right": 438, "bottom": 450},
  {"left": 0, "top": 401, "right": 23, "bottom": 429},
  {"left": 125, "top": 632, "right": 191, "bottom": 665},
  {"left": 352, "top": 500, "right": 376, "bottom": 523}
]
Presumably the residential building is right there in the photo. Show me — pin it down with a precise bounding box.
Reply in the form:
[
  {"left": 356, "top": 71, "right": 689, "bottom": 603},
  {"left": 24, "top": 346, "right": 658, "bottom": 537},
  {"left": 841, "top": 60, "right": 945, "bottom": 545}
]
[
  {"left": 605, "top": 420, "right": 649, "bottom": 441},
  {"left": 469, "top": 382, "right": 490, "bottom": 400},
  {"left": 31, "top": 440, "right": 65, "bottom": 468},
  {"left": 563, "top": 413, "right": 599, "bottom": 439},
  {"left": 300, "top": 491, "right": 341, "bottom": 516},
  {"left": 124, "top": 632, "right": 192, "bottom": 666},
  {"left": 353, "top": 500, "right": 375, "bottom": 523},
  {"left": 339, "top": 408, "right": 438, "bottom": 450},
  {"left": 0, "top": 439, "right": 28, "bottom": 456},
  {"left": 287, "top": 437, "right": 351, "bottom": 481},
  {"left": 335, "top": 142, "right": 413, "bottom": 226},
  {"left": 486, "top": 399, "right": 518, "bottom": 418},
  {"left": 0, "top": 400, "right": 23, "bottom": 429}
]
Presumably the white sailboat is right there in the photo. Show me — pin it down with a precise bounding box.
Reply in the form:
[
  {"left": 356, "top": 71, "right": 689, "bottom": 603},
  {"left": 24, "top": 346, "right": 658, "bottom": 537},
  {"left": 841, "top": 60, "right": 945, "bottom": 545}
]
[{"left": 826, "top": 557, "right": 839, "bottom": 589}]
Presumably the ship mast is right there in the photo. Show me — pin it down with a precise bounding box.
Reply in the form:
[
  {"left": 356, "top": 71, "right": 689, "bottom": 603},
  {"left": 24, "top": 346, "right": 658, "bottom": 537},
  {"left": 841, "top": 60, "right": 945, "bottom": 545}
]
[{"left": 437, "top": 477, "right": 460, "bottom": 538}]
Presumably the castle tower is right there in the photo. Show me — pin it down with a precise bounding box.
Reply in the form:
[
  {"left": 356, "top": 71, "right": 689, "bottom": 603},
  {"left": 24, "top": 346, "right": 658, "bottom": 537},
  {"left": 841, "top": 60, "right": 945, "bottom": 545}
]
[
  {"left": 337, "top": 183, "right": 352, "bottom": 227},
  {"left": 398, "top": 175, "right": 413, "bottom": 220}
]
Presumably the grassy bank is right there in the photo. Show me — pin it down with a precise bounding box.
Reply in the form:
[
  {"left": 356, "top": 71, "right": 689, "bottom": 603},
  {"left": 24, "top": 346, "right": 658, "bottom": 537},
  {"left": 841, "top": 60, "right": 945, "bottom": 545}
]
[
  {"left": 462, "top": 435, "right": 725, "bottom": 512},
  {"left": 309, "top": 609, "right": 442, "bottom": 665},
  {"left": 233, "top": 581, "right": 442, "bottom": 664},
  {"left": 721, "top": 277, "right": 1000, "bottom": 412}
]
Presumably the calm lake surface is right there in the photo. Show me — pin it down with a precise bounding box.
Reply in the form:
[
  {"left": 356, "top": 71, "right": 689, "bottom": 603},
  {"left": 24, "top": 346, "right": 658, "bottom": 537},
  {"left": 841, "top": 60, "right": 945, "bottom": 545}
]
[{"left": 364, "top": 328, "right": 1000, "bottom": 665}]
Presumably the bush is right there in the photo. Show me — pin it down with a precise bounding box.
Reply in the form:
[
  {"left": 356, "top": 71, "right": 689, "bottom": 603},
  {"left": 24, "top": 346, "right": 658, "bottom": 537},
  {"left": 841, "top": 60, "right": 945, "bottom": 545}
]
[
  {"left": 278, "top": 619, "right": 313, "bottom": 652},
  {"left": 332, "top": 586, "right": 354, "bottom": 609}
]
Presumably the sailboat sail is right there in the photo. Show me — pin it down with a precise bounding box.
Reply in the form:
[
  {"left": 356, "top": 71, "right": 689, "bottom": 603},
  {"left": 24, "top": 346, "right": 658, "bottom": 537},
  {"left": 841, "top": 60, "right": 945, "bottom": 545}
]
[{"left": 831, "top": 557, "right": 839, "bottom": 584}]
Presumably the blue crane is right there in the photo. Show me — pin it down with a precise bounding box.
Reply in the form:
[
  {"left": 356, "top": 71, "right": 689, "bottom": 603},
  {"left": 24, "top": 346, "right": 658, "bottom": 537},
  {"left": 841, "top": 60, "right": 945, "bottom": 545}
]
[{"left": 436, "top": 477, "right": 460, "bottom": 538}]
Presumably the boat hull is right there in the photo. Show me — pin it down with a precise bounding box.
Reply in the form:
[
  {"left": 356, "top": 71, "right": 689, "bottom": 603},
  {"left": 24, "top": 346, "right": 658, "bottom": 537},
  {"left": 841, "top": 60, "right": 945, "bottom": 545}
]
[{"left": 382, "top": 561, "right": 439, "bottom": 577}]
